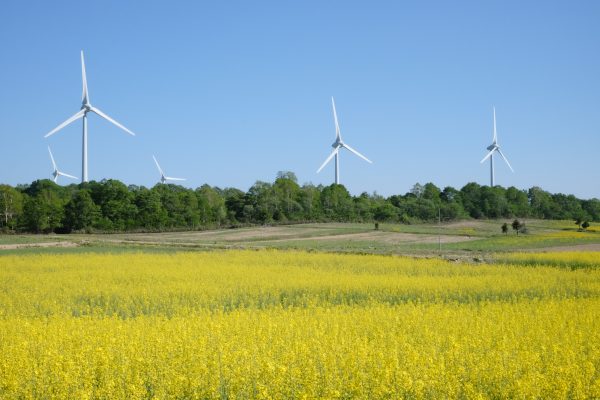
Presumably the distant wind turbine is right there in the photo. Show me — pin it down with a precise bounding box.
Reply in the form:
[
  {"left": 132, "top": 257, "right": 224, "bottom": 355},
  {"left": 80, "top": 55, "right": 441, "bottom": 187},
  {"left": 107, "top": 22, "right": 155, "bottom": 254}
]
[
  {"left": 480, "top": 107, "right": 514, "bottom": 186},
  {"left": 47, "top": 146, "right": 78, "bottom": 183},
  {"left": 44, "top": 51, "right": 135, "bottom": 183},
  {"left": 153, "top": 155, "right": 186, "bottom": 184},
  {"left": 316, "top": 97, "right": 372, "bottom": 184}
]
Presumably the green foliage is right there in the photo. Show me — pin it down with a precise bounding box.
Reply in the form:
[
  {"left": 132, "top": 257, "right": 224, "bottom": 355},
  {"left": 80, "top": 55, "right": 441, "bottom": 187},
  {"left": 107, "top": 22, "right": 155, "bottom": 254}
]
[
  {"left": 63, "top": 189, "right": 100, "bottom": 232},
  {"left": 582, "top": 221, "right": 590, "bottom": 230},
  {"left": 0, "top": 174, "right": 598, "bottom": 233},
  {"left": 512, "top": 219, "right": 521, "bottom": 235},
  {"left": 0, "top": 185, "right": 23, "bottom": 231}
]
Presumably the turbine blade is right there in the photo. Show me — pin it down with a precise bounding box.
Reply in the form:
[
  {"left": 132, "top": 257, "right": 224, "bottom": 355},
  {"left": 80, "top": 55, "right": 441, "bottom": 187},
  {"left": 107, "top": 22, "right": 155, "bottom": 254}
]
[
  {"left": 492, "top": 106, "right": 497, "bottom": 143},
  {"left": 44, "top": 109, "right": 86, "bottom": 138},
  {"left": 90, "top": 106, "right": 135, "bottom": 136},
  {"left": 331, "top": 97, "right": 341, "bottom": 140},
  {"left": 165, "top": 177, "right": 186, "bottom": 181},
  {"left": 47, "top": 146, "right": 57, "bottom": 169},
  {"left": 152, "top": 155, "right": 164, "bottom": 175},
  {"left": 81, "top": 51, "right": 89, "bottom": 104},
  {"left": 496, "top": 149, "right": 514, "bottom": 172},
  {"left": 342, "top": 143, "right": 372, "bottom": 163},
  {"left": 480, "top": 149, "right": 494, "bottom": 164},
  {"left": 53, "top": 175, "right": 58, "bottom": 183},
  {"left": 317, "top": 147, "right": 339, "bottom": 173},
  {"left": 58, "top": 171, "right": 79, "bottom": 180}
]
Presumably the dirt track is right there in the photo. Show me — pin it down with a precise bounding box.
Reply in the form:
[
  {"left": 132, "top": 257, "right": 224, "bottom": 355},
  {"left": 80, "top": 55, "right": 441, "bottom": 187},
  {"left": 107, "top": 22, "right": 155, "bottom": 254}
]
[{"left": 0, "top": 241, "right": 79, "bottom": 250}]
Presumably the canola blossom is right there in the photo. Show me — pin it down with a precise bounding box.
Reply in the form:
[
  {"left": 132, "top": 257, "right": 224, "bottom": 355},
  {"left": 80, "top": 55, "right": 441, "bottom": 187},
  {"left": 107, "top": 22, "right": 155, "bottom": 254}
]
[{"left": 0, "top": 250, "right": 599, "bottom": 399}]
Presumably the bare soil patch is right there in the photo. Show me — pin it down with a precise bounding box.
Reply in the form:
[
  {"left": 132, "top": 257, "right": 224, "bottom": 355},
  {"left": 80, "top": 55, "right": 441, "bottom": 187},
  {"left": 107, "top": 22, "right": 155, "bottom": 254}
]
[
  {"left": 258, "top": 231, "right": 475, "bottom": 245},
  {"left": 530, "top": 243, "right": 600, "bottom": 252},
  {"left": 442, "top": 220, "right": 487, "bottom": 229},
  {"left": 0, "top": 241, "right": 79, "bottom": 250}
]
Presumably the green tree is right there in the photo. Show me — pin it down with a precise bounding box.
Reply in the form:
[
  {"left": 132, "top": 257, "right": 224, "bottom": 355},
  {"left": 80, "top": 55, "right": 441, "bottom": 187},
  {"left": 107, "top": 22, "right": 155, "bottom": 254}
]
[
  {"left": 247, "top": 181, "right": 275, "bottom": 223},
  {"left": 581, "top": 199, "right": 600, "bottom": 222},
  {"left": 153, "top": 184, "right": 189, "bottom": 228},
  {"left": 460, "top": 182, "right": 483, "bottom": 218},
  {"left": 0, "top": 185, "right": 24, "bottom": 230},
  {"left": 21, "top": 190, "right": 64, "bottom": 233},
  {"left": 582, "top": 221, "right": 590, "bottom": 231},
  {"left": 480, "top": 186, "right": 508, "bottom": 218},
  {"left": 223, "top": 188, "right": 246, "bottom": 224},
  {"left": 512, "top": 219, "right": 521, "bottom": 235},
  {"left": 63, "top": 189, "right": 101, "bottom": 231},
  {"left": 354, "top": 192, "right": 376, "bottom": 222},
  {"left": 374, "top": 202, "right": 398, "bottom": 222},
  {"left": 273, "top": 172, "right": 302, "bottom": 221},
  {"left": 528, "top": 187, "right": 557, "bottom": 219},
  {"left": 88, "top": 179, "right": 137, "bottom": 230},
  {"left": 422, "top": 182, "right": 441, "bottom": 204},
  {"left": 196, "top": 185, "right": 226, "bottom": 226},
  {"left": 321, "top": 184, "right": 354, "bottom": 221},
  {"left": 183, "top": 190, "right": 201, "bottom": 228},
  {"left": 501, "top": 222, "right": 509, "bottom": 234},
  {"left": 298, "top": 184, "right": 322, "bottom": 221},
  {"left": 505, "top": 186, "right": 530, "bottom": 217},
  {"left": 134, "top": 187, "right": 167, "bottom": 229}
]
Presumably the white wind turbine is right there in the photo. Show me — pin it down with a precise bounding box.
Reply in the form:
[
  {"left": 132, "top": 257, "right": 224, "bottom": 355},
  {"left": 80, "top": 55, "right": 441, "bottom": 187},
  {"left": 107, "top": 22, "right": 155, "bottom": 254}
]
[
  {"left": 480, "top": 107, "right": 514, "bottom": 186},
  {"left": 47, "top": 146, "right": 78, "bottom": 183},
  {"left": 317, "top": 97, "right": 372, "bottom": 184},
  {"left": 153, "top": 155, "right": 186, "bottom": 184},
  {"left": 44, "top": 51, "right": 135, "bottom": 183}
]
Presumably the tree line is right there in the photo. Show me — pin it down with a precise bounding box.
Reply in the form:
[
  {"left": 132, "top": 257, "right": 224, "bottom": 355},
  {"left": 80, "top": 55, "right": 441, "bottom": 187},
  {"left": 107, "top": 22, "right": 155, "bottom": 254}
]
[{"left": 1, "top": 171, "right": 598, "bottom": 233}]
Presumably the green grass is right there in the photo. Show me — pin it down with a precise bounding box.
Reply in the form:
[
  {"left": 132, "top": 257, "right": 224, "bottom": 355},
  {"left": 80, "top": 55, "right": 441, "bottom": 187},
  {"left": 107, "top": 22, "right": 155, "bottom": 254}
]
[
  {"left": 0, "top": 235, "right": 67, "bottom": 245},
  {"left": 2, "top": 219, "right": 599, "bottom": 256}
]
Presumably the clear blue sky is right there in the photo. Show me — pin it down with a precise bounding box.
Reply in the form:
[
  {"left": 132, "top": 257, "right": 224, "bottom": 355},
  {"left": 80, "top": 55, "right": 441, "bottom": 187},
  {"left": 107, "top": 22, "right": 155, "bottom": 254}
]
[{"left": 1, "top": 1, "right": 599, "bottom": 198}]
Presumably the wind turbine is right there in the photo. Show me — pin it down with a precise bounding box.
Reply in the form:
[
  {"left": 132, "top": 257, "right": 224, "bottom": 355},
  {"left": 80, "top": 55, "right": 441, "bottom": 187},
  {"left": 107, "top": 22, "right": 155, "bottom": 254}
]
[
  {"left": 316, "top": 97, "right": 372, "bottom": 184},
  {"left": 44, "top": 51, "right": 135, "bottom": 183},
  {"left": 47, "top": 146, "right": 78, "bottom": 183},
  {"left": 153, "top": 155, "right": 186, "bottom": 184},
  {"left": 480, "top": 107, "right": 514, "bottom": 186}
]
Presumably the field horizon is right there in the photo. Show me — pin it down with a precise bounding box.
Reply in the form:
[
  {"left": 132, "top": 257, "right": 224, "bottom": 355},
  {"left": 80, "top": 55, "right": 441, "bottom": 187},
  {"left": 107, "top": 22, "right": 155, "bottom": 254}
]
[{"left": 2, "top": 219, "right": 599, "bottom": 258}]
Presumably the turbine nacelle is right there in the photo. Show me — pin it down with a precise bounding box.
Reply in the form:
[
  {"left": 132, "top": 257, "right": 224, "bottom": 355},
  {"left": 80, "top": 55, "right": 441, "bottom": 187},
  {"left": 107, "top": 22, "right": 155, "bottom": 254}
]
[
  {"left": 153, "top": 155, "right": 186, "bottom": 184},
  {"left": 481, "top": 107, "right": 514, "bottom": 186},
  {"left": 48, "top": 146, "right": 78, "bottom": 184},
  {"left": 317, "top": 97, "right": 372, "bottom": 184}
]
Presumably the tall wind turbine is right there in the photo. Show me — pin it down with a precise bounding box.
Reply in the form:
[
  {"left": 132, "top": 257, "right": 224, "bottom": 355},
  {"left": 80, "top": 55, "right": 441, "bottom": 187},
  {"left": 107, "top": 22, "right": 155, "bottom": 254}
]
[
  {"left": 153, "top": 155, "right": 186, "bottom": 184},
  {"left": 480, "top": 107, "right": 514, "bottom": 186},
  {"left": 44, "top": 51, "right": 135, "bottom": 183},
  {"left": 47, "top": 146, "right": 78, "bottom": 183},
  {"left": 317, "top": 97, "right": 372, "bottom": 184}
]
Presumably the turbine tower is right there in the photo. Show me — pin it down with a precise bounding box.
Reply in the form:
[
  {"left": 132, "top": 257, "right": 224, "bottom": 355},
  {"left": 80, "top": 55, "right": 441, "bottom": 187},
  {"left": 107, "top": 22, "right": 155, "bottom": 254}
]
[
  {"left": 480, "top": 107, "right": 514, "bottom": 186},
  {"left": 317, "top": 97, "right": 372, "bottom": 184},
  {"left": 47, "top": 146, "right": 78, "bottom": 183},
  {"left": 153, "top": 155, "right": 186, "bottom": 184},
  {"left": 44, "top": 51, "right": 135, "bottom": 183}
]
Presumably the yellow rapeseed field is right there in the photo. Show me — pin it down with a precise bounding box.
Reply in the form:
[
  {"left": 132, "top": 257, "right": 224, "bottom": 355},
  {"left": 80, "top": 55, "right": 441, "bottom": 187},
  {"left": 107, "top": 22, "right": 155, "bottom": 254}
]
[{"left": 0, "top": 250, "right": 599, "bottom": 399}]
